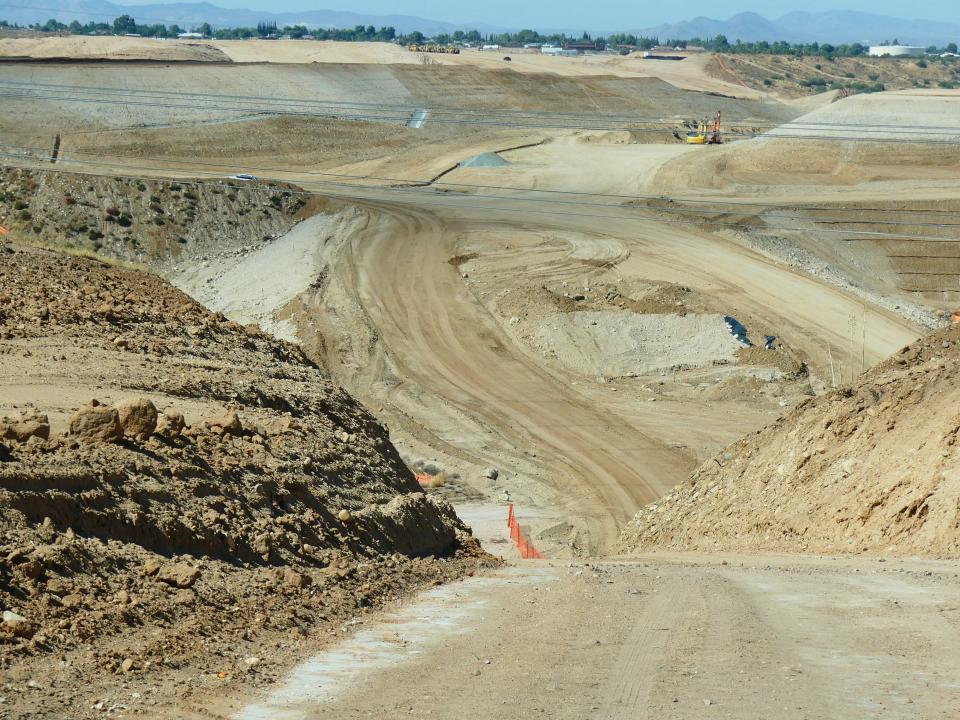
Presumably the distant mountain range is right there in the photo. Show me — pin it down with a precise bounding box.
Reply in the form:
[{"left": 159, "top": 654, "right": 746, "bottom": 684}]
[
  {"left": 634, "top": 11, "right": 960, "bottom": 46},
  {"left": 3, "top": 3, "right": 960, "bottom": 46},
  {"left": 0, "top": 0, "right": 504, "bottom": 34}
]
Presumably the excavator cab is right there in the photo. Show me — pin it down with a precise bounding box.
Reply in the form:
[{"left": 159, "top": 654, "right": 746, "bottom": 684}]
[{"left": 685, "top": 111, "right": 722, "bottom": 145}]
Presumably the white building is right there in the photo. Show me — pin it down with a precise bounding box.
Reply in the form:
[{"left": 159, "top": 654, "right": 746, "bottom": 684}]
[
  {"left": 868, "top": 45, "right": 924, "bottom": 57},
  {"left": 541, "top": 45, "right": 578, "bottom": 56}
]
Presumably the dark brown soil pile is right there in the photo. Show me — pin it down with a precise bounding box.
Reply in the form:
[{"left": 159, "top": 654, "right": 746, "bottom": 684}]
[
  {"left": 619, "top": 324, "right": 960, "bottom": 557},
  {"left": 0, "top": 244, "right": 487, "bottom": 718}
]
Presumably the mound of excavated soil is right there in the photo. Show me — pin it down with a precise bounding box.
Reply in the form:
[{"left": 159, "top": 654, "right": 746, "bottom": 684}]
[
  {"left": 0, "top": 244, "right": 486, "bottom": 718},
  {"left": 538, "top": 311, "right": 745, "bottom": 378},
  {"left": 618, "top": 323, "right": 960, "bottom": 557},
  {"left": 0, "top": 37, "right": 230, "bottom": 62}
]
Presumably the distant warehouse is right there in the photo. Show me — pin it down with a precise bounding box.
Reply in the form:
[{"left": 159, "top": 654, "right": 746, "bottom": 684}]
[{"left": 868, "top": 45, "right": 924, "bottom": 57}]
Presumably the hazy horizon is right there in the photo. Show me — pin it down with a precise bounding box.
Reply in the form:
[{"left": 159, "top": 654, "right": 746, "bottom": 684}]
[{"left": 113, "top": 0, "right": 956, "bottom": 32}]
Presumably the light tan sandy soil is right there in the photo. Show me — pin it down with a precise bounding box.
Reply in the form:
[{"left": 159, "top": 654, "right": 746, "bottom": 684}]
[
  {"left": 0, "top": 36, "right": 230, "bottom": 61},
  {"left": 619, "top": 322, "right": 960, "bottom": 557},
  {"left": 232, "top": 556, "right": 960, "bottom": 719}
]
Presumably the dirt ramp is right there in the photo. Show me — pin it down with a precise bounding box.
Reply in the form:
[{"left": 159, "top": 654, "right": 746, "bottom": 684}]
[{"left": 619, "top": 323, "right": 960, "bottom": 557}]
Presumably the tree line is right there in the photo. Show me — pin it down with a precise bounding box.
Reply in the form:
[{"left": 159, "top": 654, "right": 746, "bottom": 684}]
[{"left": 4, "top": 17, "right": 960, "bottom": 57}]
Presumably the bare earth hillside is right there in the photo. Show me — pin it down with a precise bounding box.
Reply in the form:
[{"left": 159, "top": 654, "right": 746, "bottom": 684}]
[
  {"left": 619, "top": 323, "right": 960, "bottom": 557},
  {"left": 0, "top": 244, "right": 486, "bottom": 719}
]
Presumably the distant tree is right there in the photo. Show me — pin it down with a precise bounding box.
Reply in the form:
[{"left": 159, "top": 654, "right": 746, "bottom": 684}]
[
  {"left": 948, "top": 42, "right": 958, "bottom": 54},
  {"left": 112, "top": 14, "right": 137, "bottom": 34}
]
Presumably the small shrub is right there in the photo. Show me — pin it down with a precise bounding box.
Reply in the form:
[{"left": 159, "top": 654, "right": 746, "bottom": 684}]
[
  {"left": 814, "top": 63, "right": 821, "bottom": 70},
  {"left": 869, "top": 73, "right": 880, "bottom": 81},
  {"left": 177, "top": 236, "right": 188, "bottom": 244},
  {"left": 105, "top": 206, "right": 120, "bottom": 217},
  {"left": 916, "top": 59, "right": 927, "bottom": 68},
  {"left": 763, "top": 78, "right": 773, "bottom": 86},
  {"left": 19, "top": 210, "right": 31, "bottom": 220},
  {"left": 13, "top": 200, "right": 28, "bottom": 210},
  {"left": 64, "top": 195, "right": 77, "bottom": 205},
  {"left": 136, "top": 182, "right": 147, "bottom": 192},
  {"left": 88, "top": 229, "right": 103, "bottom": 240},
  {"left": 117, "top": 214, "right": 133, "bottom": 227}
]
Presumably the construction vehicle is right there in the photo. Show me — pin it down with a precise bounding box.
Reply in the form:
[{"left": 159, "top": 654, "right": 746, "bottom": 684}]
[
  {"left": 407, "top": 43, "right": 460, "bottom": 54},
  {"left": 685, "top": 110, "right": 722, "bottom": 144}
]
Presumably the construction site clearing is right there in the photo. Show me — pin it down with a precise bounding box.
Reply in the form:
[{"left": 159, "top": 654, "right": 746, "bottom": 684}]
[{"left": 1, "top": 35, "right": 960, "bottom": 720}]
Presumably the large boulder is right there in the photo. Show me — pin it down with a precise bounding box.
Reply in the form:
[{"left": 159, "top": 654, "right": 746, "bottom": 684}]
[
  {"left": 114, "top": 398, "right": 158, "bottom": 440},
  {"left": 0, "top": 410, "right": 50, "bottom": 444},
  {"left": 68, "top": 400, "right": 123, "bottom": 443}
]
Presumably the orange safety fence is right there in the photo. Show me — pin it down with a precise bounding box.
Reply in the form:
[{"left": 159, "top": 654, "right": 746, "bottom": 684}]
[
  {"left": 506, "top": 503, "right": 544, "bottom": 559},
  {"left": 0, "top": 226, "right": 8, "bottom": 236},
  {"left": 415, "top": 473, "right": 432, "bottom": 486}
]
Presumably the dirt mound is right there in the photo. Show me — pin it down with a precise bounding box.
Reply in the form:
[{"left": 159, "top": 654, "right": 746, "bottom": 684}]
[
  {"left": 0, "top": 37, "right": 230, "bottom": 62},
  {"left": 619, "top": 323, "right": 960, "bottom": 557},
  {"left": 0, "top": 244, "right": 486, "bottom": 718}
]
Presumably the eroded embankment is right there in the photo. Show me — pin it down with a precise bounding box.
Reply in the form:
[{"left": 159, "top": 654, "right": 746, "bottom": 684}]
[
  {"left": 619, "top": 323, "right": 960, "bottom": 557},
  {"left": 0, "top": 166, "right": 305, "bottom": 264}
]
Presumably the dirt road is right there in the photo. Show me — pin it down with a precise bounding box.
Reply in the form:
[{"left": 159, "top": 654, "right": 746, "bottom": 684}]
[
  {"left": 235, "top": 554, "right": 960, "bottom": 719},
  {"left": 282, "top": 185, "right": 918, "bottom": 553}
]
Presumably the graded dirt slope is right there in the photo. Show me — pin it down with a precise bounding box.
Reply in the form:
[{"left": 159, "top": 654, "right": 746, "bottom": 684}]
[
  {"left": 619, "top": 323, "right": 960, "bottom": 557},
  {"left": 654, "top": 90, "right": 960, "bottom": 193},
  {"left": 0, "top": 36, "right": 230, "bottom": 61},
  {"left": 5, "top": 37, "right": 765, "bottom": 97},
  {"left": 0, "top": 242, "right": 485, "bottom": 719}
]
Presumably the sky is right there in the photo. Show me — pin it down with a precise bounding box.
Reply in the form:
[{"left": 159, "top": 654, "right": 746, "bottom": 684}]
[{"left": 120, "top": 0, "right": 953, "bottom": 29}]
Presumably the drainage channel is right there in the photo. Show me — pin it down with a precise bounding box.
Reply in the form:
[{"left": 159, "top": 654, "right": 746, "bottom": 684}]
[
  {"left": 408, "top": 109, "right": 429, "bottom": 129},
  {"left": 234, "top": 565, "right": 556, "bottom": 720}
]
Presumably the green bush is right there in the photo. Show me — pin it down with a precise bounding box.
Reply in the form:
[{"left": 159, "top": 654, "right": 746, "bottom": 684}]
[{"left": 916, "top": 59, "right": 927, "bottom": 68}]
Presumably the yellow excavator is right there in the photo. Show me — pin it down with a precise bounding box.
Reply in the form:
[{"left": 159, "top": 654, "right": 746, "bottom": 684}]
[{"left": 686, "top": 110, "right": 722, "bottom": 144}]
